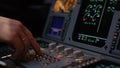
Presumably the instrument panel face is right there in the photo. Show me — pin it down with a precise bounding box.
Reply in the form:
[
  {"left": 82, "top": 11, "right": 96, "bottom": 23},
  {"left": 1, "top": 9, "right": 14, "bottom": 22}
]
[
  {"left": 0, "top": 0, "right": 120, "bottom": 68},
  {"left": 42, "top": 0, "right": 120, "bottom": 56},
  {"left": 72, "top": 0, "right": 117, "bottom": 47}
]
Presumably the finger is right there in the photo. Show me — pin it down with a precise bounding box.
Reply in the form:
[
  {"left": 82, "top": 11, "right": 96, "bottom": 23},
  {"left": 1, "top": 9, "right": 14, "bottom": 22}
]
[
  {"left": 11, "top": 19, "right": 42, "bottom": 56},
  {"left": 19, "top": 32, "right": 31, "bottom": 48},
  {"left": 8, "top": 19, "right": 41, "bottom": 55},
  {"left": 18, "top": 32, "right": 30, "bottom": 58},
  {"left": 28, "top": 35, "right": 42, "bottom": 56},
  {"left": 9, "top": 19, "right": 30, "bottom": 48},
  {"left": 11, "top": 35, "right": 26, "bottom": 59},
  {"left": 20, "top": 25, "right": 42, "bottom": 56}
]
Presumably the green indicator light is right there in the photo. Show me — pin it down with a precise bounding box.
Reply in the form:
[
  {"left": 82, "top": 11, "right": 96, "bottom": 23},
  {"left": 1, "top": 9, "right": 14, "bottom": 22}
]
[
  {"left": 88, "top": 39, "right": 94, "bottom": 43},
  {"left": 97, "top": 11, "right": 100, "bottom": 13},
  {"left": 92, "top": 40, "right": 95, "bottom": 43},
  {"left": 88, "top": 39, "right": 91, "bottom": 42},
  {"left": 110, "top": 2, "right": 113, "bottom": 5},
  {"left": 107, "top": 10, "right": 110, "bottom": 12},
  {"left": 93, "top": 22, "right": 96, "bottom": 25},
  {"left": 99, "top": 0, "right": 104, "bottom": 2},
  {"left": 88, "top": 10, "right": 91, "bottom": 13},
  {"left": 84, "top": 22, "right": 88, "bottom": 24},
  {"left": 90, "top": 0, "right": 94, "bottom": 2}
]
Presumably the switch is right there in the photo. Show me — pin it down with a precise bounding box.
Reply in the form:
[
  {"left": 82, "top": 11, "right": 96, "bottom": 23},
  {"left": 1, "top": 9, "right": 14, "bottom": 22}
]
[
  {"left": 56, "top": 44, "right": 64, "bottom": 53},
  {"left": 64, "top": 48, "right": 73, "bottom": 56},
  {"left": 49, "top": 42, "right": 57, "bottom": 50},
  {"left": 116, "top": 23, "right": 120, "bottom": 30},
  {"left": 73, "top": 50, "right": 84, "bottom": 58}
]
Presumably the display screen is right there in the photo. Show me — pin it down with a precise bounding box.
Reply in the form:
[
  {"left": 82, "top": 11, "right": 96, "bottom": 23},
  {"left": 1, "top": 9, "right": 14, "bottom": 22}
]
[
  {"left": 72, "top": 0, "right": 117, "bottom": 47},
  {"left": 47, "top": 16, "right": 65, "bottom": 37}
]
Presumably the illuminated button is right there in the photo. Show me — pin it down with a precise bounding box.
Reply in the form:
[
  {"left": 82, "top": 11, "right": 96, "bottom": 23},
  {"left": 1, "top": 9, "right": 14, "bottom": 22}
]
[
  {"left": 73, "top": 50, "right": 84, "bottom": 58},
  {"left": 0, "top": 61, "right": 6, "bottom": 67},
  {"left": 116, "top": 23, "right": 120, "bottom": 30},
  {"left": 89, "top": 57, "right": 96, "bottom": 63},
  {"left": 56, "top": 44, "right": 64, "bottom": 53},
  {"left": 49, "top": 42, "right": 57, "bottom": 50},
  {"left": 64, "top": 48, "right": 73, "bottom": 56},
  {"left": 56, "top": 54, "right": 63, "bottom": 59},
  {"left": 112, "top": 40, "right": 116, "bottom": 44},
  {"left": 114, "top": 32, "right": 119, "bottom": 36},
  {"left": 111, "top": 45, "right": 115, "bottom": 50},
  {"left": 113, "top": 35, "right": 118, "bottom": 39},
  {"left": 112, "top": 32, "right": 118, "bottom": 45},
  {"left": 92, "top": 18, "right": 96, "bottom": 22}
]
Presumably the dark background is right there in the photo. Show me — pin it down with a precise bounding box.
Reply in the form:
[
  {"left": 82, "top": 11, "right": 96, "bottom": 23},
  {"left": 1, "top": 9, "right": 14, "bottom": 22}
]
[{"left": 0, "top": 0, "right": 51, "bottom": 37}]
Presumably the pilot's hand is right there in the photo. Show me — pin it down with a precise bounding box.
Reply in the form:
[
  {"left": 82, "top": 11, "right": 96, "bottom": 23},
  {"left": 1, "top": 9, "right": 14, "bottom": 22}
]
[{"left": 0, "top": 16, "right": 42, "bottom": 59}]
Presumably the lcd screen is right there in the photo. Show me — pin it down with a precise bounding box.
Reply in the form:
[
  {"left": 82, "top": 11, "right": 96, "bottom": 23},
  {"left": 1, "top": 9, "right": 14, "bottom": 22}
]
[
  {"left": 48, "top": 16, "right": 65, "bottom": 37},
  {"left": 72, "top": 0, "right": 115, "bottom": 47}
]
